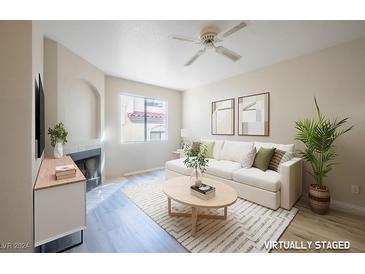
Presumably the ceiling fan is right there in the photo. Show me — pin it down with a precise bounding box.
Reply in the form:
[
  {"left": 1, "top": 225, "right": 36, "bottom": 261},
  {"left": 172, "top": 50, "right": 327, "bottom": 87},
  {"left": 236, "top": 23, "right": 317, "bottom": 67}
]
[{"left": 169, "top": 21, "right": 247, "bottom": 66}]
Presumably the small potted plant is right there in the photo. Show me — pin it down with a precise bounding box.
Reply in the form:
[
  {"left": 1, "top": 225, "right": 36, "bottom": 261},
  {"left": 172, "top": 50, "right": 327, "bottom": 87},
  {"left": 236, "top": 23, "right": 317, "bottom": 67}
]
[
  {"left": 183, "top": 143, "right": 209, "bottom": 187},
  {"left": 295, "top": 97, "right": 353, "bottom": 214},
  {"left": 48, "top": 122, "right": 68, "bottom": 158}
]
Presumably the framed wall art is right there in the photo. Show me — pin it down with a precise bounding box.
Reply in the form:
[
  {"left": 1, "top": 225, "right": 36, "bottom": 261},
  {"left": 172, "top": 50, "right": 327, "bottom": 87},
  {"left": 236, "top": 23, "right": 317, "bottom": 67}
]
[
  {"left": 238, "top": 92, "right": 270, "bottom": 136},
  {"left": 211, "top": 98, "right": 235, "bottom": 135}
]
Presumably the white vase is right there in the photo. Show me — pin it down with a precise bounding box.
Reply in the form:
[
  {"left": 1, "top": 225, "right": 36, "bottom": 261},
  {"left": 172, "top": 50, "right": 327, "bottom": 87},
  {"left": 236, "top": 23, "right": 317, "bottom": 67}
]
[{"left": 54, "top": 142, "right": 63, "bottom": 158}]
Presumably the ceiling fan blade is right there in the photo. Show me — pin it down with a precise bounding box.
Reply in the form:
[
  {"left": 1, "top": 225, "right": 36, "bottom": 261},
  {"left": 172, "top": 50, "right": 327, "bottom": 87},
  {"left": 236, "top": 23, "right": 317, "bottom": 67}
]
[
  {"left": 169, "top": 34, "right": 200, "bottom": 43},
  {"left": 219, "top": 21, "right": 247, "bottom": 39},
  {"left": 185, "top": 48, "right": 206, "bottom": 66},
  {"left": 215, "top": 46, "right": 241, "bottom": 61}
]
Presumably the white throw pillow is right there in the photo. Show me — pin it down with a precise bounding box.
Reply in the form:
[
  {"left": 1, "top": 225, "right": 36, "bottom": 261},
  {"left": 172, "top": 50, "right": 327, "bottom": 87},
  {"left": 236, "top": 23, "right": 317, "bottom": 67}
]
[
  {"left": 241, "top": 146, "right": 256, "bottom": 168},
  {"left": 220, "top": 141, "right": 254, "bottom": 163},
  {"left": 213, "top": 140, "right": 224, "bottom": 160},
  {"left": 254, "top": 141, "right": 294, "bottom": 153}
]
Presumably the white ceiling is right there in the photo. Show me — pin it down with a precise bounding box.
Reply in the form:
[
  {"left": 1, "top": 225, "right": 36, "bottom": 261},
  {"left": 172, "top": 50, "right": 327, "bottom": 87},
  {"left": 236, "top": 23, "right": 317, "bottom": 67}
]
[{"left": 41, "top": 20, "right": 365, "bottom": 91}]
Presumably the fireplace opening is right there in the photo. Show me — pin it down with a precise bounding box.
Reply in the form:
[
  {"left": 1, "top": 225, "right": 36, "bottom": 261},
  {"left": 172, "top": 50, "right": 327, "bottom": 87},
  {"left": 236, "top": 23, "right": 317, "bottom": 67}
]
[{"left": 68, "top": 148, "right": 102, "bottom": 192}]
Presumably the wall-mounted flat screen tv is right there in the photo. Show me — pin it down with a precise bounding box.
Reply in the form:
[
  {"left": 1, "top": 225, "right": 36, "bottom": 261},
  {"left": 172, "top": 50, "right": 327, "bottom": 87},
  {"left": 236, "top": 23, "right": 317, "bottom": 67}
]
[{"left": 35, "top": 73, "right": 45, "bottom": 158}]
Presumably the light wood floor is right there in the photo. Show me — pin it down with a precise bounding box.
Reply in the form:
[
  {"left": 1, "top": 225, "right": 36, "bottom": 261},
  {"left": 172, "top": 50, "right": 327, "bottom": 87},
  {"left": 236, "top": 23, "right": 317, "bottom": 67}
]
[
  {"left": 275, "top": 199, "right": 365, "bottom": 252},
  {"left": 68, "top": 170, "right": 365, "bottom": 253},
  {"left": 67, "top": 170, "right": 187, "bottom": 252}
]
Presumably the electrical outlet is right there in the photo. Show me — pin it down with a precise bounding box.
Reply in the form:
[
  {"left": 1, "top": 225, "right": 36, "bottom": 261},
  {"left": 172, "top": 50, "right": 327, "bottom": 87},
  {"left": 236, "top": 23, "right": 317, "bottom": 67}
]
[{"left": 351, "top": 185, "right": 360, "bottom": 194}]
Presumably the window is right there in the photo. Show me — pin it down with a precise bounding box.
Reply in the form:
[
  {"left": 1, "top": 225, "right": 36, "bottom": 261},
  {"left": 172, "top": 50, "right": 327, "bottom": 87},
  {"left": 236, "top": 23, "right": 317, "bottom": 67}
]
[
  {"left": 120, "top": 94, "right": 168, "bottom": 143},
  {"left": 150, "top": 125, "right": 165, "bottom": 140}
]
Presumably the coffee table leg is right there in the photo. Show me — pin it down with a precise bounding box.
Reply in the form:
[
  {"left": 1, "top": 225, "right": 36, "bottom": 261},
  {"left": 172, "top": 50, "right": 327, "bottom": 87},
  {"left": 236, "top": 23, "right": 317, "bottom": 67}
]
[
  {"left": 191, "top": 207, "right": 198, "bottom": 236},
  {"left": 224, "top": 206, "right": 227, "bottom": 219}
]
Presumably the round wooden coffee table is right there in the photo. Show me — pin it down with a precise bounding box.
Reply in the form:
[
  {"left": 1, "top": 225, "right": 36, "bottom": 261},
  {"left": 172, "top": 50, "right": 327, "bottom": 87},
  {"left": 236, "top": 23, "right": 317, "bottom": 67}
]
[{"left": 163, "top": 176, "right": 237, "bottom": 236}]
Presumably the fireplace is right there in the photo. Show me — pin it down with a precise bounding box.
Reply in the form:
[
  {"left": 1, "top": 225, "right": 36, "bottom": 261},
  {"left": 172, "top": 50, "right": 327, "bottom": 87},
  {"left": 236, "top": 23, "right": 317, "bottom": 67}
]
[{"left": 68, "top": 148, "right": 102, "bottom": 192}]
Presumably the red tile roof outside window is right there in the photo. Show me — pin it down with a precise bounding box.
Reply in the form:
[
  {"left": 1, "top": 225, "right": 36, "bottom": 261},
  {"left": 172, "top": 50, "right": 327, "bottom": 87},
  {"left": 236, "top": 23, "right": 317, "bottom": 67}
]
[{"left": 128, "top": 111, "right": 165, "bottom": 119}]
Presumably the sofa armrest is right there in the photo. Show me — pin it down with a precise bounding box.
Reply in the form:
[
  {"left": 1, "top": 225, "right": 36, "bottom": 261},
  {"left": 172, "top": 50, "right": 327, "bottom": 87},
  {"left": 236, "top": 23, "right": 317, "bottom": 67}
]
[{"left": 279, "top": 157, "right": 303, "bottom": 210}]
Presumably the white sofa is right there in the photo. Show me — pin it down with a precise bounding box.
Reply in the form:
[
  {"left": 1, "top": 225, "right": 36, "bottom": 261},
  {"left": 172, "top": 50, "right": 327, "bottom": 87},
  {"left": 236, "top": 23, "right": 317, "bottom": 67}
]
[{"left": 165, "top": 140, "right": 303, "bottom": 210}]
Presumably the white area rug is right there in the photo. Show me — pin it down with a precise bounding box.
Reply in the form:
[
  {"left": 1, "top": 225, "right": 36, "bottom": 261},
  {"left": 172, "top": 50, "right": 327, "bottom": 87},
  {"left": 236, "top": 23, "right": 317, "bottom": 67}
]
[{"left": 122, "top": 181, "right": 298, "bottom": 253}]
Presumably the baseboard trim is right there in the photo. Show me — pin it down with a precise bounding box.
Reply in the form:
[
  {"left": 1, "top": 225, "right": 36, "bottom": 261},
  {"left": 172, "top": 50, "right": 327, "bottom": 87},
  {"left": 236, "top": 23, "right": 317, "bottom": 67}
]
[
  {"left": 302, "top": 192, "right": 365, "bottom": 216},
  {"left": 330, "top": 199, "right": 365, "bottom": 217},
  {"left": 103, "top": 176, "right": 127, "bottom": 184},
  {"left": 124, "top": 167, "right": 165, "bottom": 177}
]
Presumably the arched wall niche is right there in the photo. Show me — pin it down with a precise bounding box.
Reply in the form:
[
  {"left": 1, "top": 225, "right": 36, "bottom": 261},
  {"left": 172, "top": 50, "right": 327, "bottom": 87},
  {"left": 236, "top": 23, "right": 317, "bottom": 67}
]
[{"left": 63, "top": 78, "right": 101, "bottom": 144}]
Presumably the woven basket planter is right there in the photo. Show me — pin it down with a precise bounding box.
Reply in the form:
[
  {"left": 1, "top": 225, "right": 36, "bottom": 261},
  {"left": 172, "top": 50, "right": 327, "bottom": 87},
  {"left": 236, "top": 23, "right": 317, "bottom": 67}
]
[{"left": 308, "top": 184, "right": 330, "bottom": 214}]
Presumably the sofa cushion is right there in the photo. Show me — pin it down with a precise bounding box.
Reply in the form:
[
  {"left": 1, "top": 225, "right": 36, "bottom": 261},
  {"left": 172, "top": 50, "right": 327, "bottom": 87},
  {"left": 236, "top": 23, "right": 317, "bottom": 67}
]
[
  {"left": 165, "top": 158, "right": 193, "bottom": 176},
  {"left": 268, "top": 149, "right": 294, "bottom": 172},
  {"left": 213, "top": 140, "right": 224, "bottom": 160},
  {"left": 253, "top": 147, "right": 276, "bottom": 171},
  {"left": 232, "top": 168, "right": 281, "bottom": 192},
  {"left": 220, "top": 141, "right": 254, "bottom": 163},
  {"left": 205, "top": 160, "right": 242, "bottom": 180},
  {"left": 165, "top": 158, "right": 216, "bottom": 176},
  {"left": 254, "top": 141, "right": 294, "bottom": 153},
  {"left": 201, "top": 141, "right": 214, "bottom": 158},
  {"left": 201, "top": 139, "right": 224, "bottom": 160},
  {"left": 241, "top": 146, "right": 256, "bottom": 168}
]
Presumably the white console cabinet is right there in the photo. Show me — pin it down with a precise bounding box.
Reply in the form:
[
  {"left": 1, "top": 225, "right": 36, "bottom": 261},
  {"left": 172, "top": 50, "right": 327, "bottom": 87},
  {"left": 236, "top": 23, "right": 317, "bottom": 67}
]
[{"left": 34, "top": 156, "right": 86, "bottom": 249}]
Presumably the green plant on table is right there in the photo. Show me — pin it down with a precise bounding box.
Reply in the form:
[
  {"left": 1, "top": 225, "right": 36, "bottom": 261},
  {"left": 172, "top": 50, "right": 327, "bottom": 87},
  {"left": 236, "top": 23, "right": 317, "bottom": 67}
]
[
  {"left": 48, "top": 122, "right": 68, "bottom": 147},
  {"left": 183, "top": 143, "right": 209, "bottom": 180}
]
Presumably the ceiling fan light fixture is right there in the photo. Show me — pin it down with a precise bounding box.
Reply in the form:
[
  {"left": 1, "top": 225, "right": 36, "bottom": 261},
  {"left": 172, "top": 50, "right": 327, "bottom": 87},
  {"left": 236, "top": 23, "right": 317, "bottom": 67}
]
[
  {"left": 215, "top": 46, "right": 241, "bottom": 61},
  {"left": 169, "top": 21, "right": 246, "bottom": 66}
]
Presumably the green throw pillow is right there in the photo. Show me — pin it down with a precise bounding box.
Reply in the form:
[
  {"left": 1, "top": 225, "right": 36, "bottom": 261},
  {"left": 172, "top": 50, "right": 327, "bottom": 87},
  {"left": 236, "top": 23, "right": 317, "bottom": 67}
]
[
  {"left": 253, "top": 147, "right": 276, "bottom": 171},
  {"left": 201, "top": 141, "right": 214, "bottom": 158}
]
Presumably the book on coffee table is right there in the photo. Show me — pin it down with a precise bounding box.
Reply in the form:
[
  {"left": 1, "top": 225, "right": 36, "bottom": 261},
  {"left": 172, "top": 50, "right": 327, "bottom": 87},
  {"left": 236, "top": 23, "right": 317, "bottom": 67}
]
[{"left": 190, "top": 184, "right": 216, "bottom": 200}]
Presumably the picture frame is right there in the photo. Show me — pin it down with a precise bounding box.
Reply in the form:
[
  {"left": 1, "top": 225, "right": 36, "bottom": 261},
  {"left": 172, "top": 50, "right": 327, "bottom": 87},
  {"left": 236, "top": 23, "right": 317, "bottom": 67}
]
[
  {"left": 211, "top": 98, "right": 235, "bottom": 135},
  {"left": 238, "top": 92, "right": 270, "bottom": 136}
]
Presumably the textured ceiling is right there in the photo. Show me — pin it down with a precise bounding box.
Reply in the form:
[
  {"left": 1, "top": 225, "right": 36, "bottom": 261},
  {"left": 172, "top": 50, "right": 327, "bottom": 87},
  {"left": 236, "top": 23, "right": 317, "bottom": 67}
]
[{"left": 41, "top": 20, "right": 365, "bottom": 91}]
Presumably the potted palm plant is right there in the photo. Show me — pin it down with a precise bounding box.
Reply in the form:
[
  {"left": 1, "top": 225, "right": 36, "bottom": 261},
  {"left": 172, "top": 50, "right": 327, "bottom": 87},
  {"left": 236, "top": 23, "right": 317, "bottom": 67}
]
[
  {"left": 48, "top": 122, "right": 68, "bottom": 158},
  {"left": 183, "top": 143, "right": 209, "bottom": 187},
  {"left": 295, "top": 97, "right": 353, "bottom": 214}
]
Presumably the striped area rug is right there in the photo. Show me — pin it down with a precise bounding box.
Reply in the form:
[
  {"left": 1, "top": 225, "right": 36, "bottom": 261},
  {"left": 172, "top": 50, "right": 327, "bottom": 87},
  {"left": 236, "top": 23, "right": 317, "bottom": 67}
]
[{"left": 122, "top": 181, "right": 298, "bottom": 253}]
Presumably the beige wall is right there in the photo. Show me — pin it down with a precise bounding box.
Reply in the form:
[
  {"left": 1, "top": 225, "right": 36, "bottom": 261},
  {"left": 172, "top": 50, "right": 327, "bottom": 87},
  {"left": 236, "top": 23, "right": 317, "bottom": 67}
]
[
  {"left": 183, "top": 38, "right": 365, "bottom": 208},
  {"left": 0, "top": 21, "right": 43, "bottom": 252},
  {"left": 44, "top": 39, "right": 182, "bottom": 180},
  {"left": 43, "top": 39, "right": 58, "bottom": 157},
  {"left": 105, "top": 76, "right": 182, "bottom": 178},
  {"left": 44, "top": 38, "right": 105, "bottom": 159},
  {"left": 32, "top": 21, "right": 44, "bottom": 183}
]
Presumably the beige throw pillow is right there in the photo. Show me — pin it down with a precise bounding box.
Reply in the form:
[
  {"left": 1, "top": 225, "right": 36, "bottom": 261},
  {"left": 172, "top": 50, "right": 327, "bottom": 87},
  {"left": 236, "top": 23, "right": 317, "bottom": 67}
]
[{"left": 241, "top": 147, "right": 256, "bottom": 168}]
